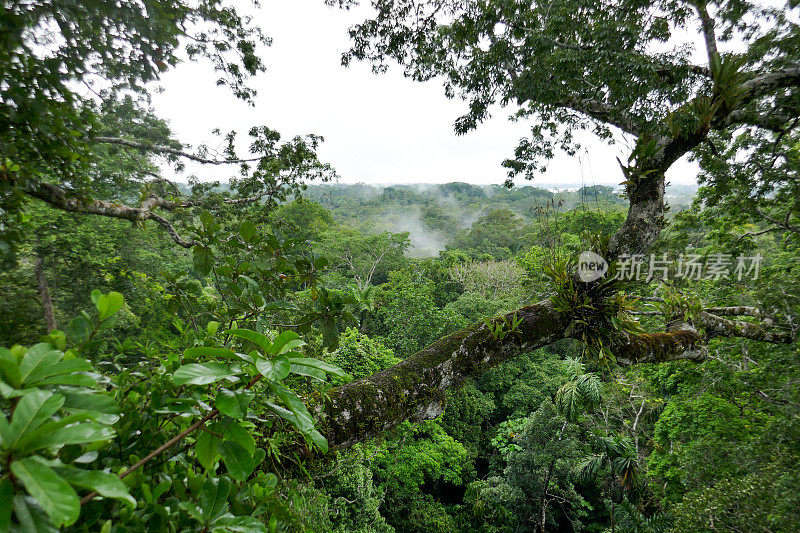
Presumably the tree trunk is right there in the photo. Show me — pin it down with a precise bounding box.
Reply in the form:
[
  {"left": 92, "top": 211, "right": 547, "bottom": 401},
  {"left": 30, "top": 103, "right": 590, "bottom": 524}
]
[{"left": 34, "top": 256, "right": 57, "bottom": 332}]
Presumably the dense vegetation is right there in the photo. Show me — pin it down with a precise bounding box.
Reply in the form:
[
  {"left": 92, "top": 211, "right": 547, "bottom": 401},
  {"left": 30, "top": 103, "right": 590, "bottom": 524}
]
[{"left": 1, "top": 0, "right": 799, "bottom": 532}]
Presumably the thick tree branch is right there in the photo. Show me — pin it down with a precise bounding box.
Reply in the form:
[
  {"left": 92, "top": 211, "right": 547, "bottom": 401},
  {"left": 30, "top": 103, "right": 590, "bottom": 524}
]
[
  {"left": 694, "top": 2, "right": 719, "bottom": 67},
  {"left": 615, "top": 329, "right": 708, "bottom": 366},
  {"left": 702, "top": 306, "right": 766, "bottom": 319},
  {"left": 696, "top": 311, "right": 794, "bottom": 344},
  {"left": 320, "top": 301, "right": 571, "bottom": 447},
  {"left": 609, "top": 64, "right": 800, "bottom": 258},
  {"left": 25, "top": 182, "right": 200, "bottom": 248},
  {"left": 320, "top": 298, "right": 795, "bottom": 447},
  {"left": 736, "top": 64, "right": 800, "bottom": 105}
]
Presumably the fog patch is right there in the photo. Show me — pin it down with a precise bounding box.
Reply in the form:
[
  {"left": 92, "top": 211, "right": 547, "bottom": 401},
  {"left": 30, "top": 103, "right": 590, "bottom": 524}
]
[{"left": 374, "top": 208, "right": 449, "bottom": 258}]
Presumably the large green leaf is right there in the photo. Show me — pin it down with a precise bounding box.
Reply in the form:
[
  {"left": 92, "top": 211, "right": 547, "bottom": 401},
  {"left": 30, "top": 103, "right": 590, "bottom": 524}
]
[
  {"left": 37, "top": 372, "right": 96, "bottom": 387},
  {"left": 215, "top": 389, "right": 255, "bottom": 419},
  {"left": 213, "top": 515, "right": 269, "bottom": 532},
  {"left": 10, "top": 457, "right": 80, "bottom": 527},
  {"left": 255, "top": 355, "right": 290, "bottom": 381},
  {"left": 270, "top": 382, "right": 312, "bottom": 423},
  {"left": 193, "top": 246, "right": 214, "bottom": 276},
  {"left": 309, "top": 429, "right": 329, "bottom": 454},
  {"left": 56, "top": 466, "right": 136, "bottom": 506},
  {"left": 218, "top": 441, "right": 255, "bottom": 482},
  {"left": 18, "top": 344, "right": 62, "bottom": 384},
  {"left": 20, "top": 422, "right": 115, "bottom": 452},
  {"left": 0, "top": 412, "right": 9, "bottom": 448},
  {"left": 289, "top": 357, "right": 349, "bottom": 379},
  {"left": 271, "top": 331, "right": 305, "bottom": 355},
  {"left": 289, "top": 362, "right": 326, "bottom": 382},
  {"left": 11, "top": 493, "right": 55, "bottom": 533},
  {"left": 195, "top": 426, "right": 220, "bottom": 471},
  {"left": 223, "top": 422, "right": 255, "bottom": 455},
  {"left": 7, "top": 390, "right": 65, "bottom": 449},
  {"left": 200, "top": 476, "right": 231, "bottom": 524},
  {"left": 25, "top": 359, "right": 93, "bottom": 386},
  {"left": 68, "top": 316, "right": 91, "bottom": 344},
  {"left": 62, "top": 392, "right": 120, "bottom": 424},
  {"left": 173, "top": 363, "right": 238, "bottom": 386},
  {"left": 0, "top": 479, "right": 11, "bottom": 531},
  {"left": 15, "top": 413, "right": 93, "bottom": 450},
  {"left": 0, "top": 354, "right": 21, "bottom": 388},
  {"left": 239, "top": 220, "right": 257, "bottom": 242},
  {"left": 227, "top": 329, "right": 272, "bottom": 352},
  {"left": 95, "top": 292, "right": 124, "bottom": 321}
]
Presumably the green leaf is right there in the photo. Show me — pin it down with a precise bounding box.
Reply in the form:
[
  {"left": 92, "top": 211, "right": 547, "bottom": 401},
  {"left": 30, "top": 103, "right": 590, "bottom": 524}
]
[
  {"left": 35, "top": 373, "right": 96, "bottom": 387},
  {"left": 199, "top": 211, "right": 216, "bottom": 231},
  {"left": 271, "top": 331, "right": 305, "bottom": 355},
  {"left": 0, "top": 412, "right": 9, "bottom": 448},
  {"left": 56, "top": 466, "right": 136, "bottom": 506},
  {"left": 20, "top": 422, "right": 115, "bottom": 452},
  {"left": 309, "top": 429, "right": 329, "bottom": 453},
  {"left": 173, "top": 363, "right": 237, "bottom": 386},
  {"left": 289, "top": 363, "right": 326, "bottom": 382},
  {"left": 290, "top": 357, "right": 349, "bottom": 379},
  {"left": 214, "top": 515, "right": 269, "bottom": 532},
  {"left": 68, "top": 316, "right": 91, "bottom": 344},
  {"left": 62, "top": 392, "right": 120, "bottom": 425},
  {"left": 219, "top": 441, "right": 255, "bottom": 482},
  {"left": 256, "top": 355, "right": 290, "bottom": 381},
  {"left": 195, "top": 427, "right": 220, "bottom": 470},
  {"left": 95, "top": 292, "right": 124, "bottom": 321},
  {"left": 15, "top": 413, "right": 93, "bottom": 450},
  {"left": 7, "top": 390, "right": 64, "bottom": 449},
  {"left": 228, "top": 329, "right": 271, "bottom": 352},
  {"left": 268, "top": 382, "right": 314, "bottom": 432},
  {"left": 19, "top": 344, "right": 62, "bottom": 384},
  {"left": 223, "top": 422, "right": 255, "bottom": 455},
  {"left": 0, "top": 479, "right": 12, "bottom": 531},
  {"left": 184, "top": 347, "right": 238, "bottom": 360},
  {"left": 25, "top": 358, "right": 93, "bottom": 385},
  {"left": 200, "top": 476, "right": 231, "bottom": 523},
  {"left": 215, "top": 389, "right": 255, "bottom": 419},
  {"left": 0, "top": 357, "right": 21, "bottom": 388},
  {"left": 11, "top": 457, "right": 80, "bottom": 527},
  {"left": 239, "top": 220, "right": 257, "bottom": 242},
  {"left": 193, "top": 246, "right": 214, "bottom": 276}
]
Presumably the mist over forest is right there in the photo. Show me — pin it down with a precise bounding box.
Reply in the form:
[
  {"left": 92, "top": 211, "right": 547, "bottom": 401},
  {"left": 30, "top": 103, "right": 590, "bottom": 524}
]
[{"left": 302, "top": 182, "right": 696, "bottom": 257}]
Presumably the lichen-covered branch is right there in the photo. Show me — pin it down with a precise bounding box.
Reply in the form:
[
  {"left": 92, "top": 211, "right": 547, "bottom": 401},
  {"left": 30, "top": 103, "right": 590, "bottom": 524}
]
[
  {"left": 25, "top": 182, "right": 200, "bottom": 248},
  {"left": 320, "top": 301, "right": 571, "bottom": 447},
  {"left": 615, "top": 330, "right": 708, "bottom": 366},
  {"left": 702, "top": 306, "right": 766, "bottom": 319},
  {"left": 696, "top": 311, "right": 794, "bottom": 344}
]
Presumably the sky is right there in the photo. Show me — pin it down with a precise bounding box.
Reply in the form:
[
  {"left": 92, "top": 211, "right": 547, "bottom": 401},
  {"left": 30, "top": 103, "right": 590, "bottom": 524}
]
[{"left": 150, "top": 0, "right": 701, "bottom": 188}]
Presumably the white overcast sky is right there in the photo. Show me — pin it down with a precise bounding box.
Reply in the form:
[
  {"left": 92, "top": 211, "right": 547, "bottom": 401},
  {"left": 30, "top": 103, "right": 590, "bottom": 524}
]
[{"left": 150, "top": 0, "right": 701, "bottom": 187}]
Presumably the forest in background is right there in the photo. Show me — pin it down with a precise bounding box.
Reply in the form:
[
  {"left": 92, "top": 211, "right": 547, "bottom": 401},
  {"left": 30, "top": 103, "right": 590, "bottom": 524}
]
[
  {"left": 3, "top": 181, "right": 799, "bottom": 532},
  {"left": 2, "top": 0, "right": 799, "bottom": 531}
]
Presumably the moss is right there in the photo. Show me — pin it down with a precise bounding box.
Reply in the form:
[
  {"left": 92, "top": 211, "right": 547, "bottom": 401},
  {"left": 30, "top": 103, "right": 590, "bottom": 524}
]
[{"left": 626, "top": 330, "right": 703, "bottom": 361}]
